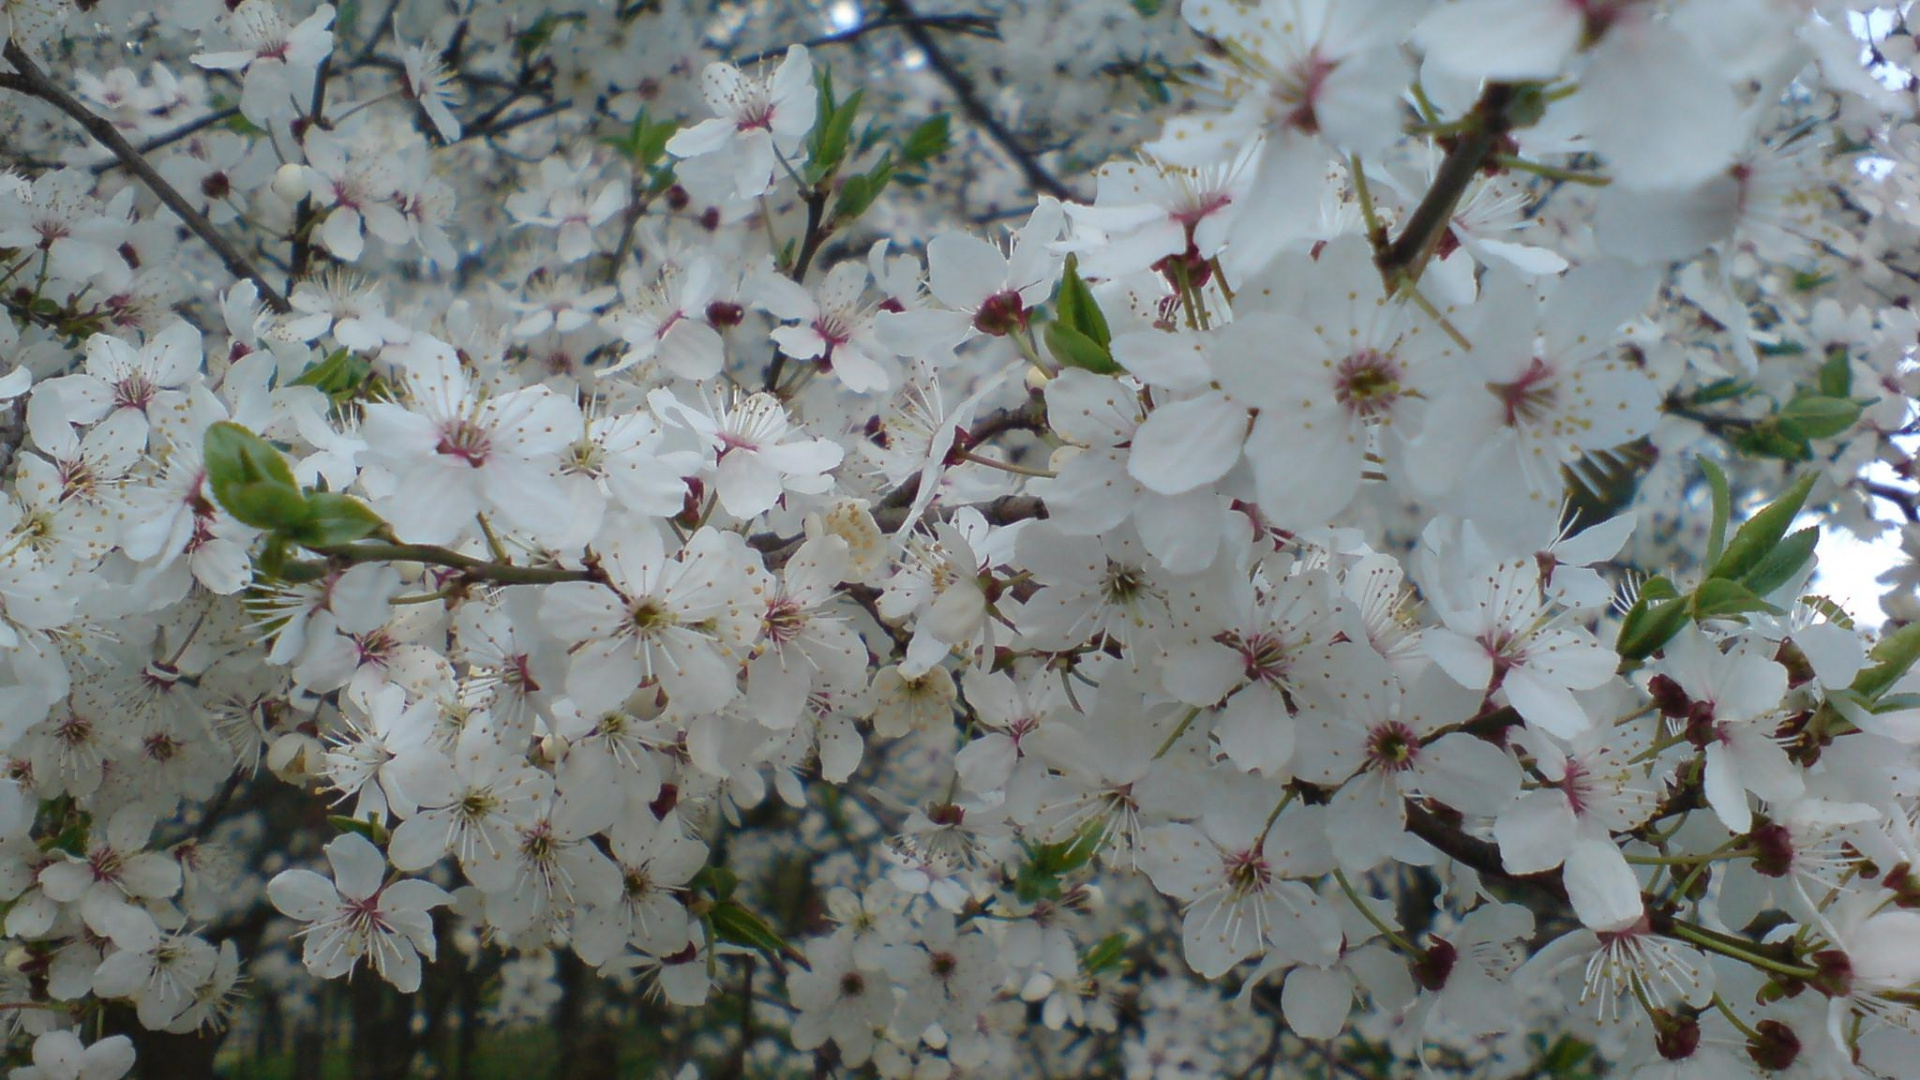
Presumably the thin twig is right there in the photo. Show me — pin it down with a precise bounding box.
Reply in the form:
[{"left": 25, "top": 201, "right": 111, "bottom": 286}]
[
  {"left": 91, "top": 106, "right": 243, "bottom": 174},
  {"left": 731, "top": 13, "right": 999, "bottom": 67},
  {"left": 1, "top": 41, "right": 292, "bottom": 312},
  {"left": 882, "top": 0, "right": 1076, "bottom": 201}
]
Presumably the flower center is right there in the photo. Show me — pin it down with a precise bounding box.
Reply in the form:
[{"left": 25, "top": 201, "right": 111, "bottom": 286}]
[
  {"left": 1334, "top": 350, "right": 1402, "bottom": 420},
  {"left": 435, "top": 418, "right": 493, "bottom": 466},
  {"left": 1492, "top": 356, "right": 1558, "bottom": 427}
]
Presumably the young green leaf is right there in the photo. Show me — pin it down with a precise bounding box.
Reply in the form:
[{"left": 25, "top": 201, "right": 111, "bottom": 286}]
[
  {"left": 1709, "top": 472, "right": 1816, "bottom": 583},
  {"left": 1044, "top": 320, "right": 1120, "bottom": 375},
  {"left": 289, "top": 492, "right": 387, "bottom": 547},
  {"left": 900, "top": 113, "right": 952, "bottom": 166},
  {"left": 1617, "top": 592, "right": 1690, "bottom": 661},
  {"left": 1691, "top": 577, "right": 1782, "bottom": 620},
  {"left": 1738, "top": 525, "right": 1818, "bottom": 599},
  {"left": 1851, "top": 622, "right": 1920, "bottom": 701},
  {"left": 1699, "top": 457, "right": 1730, "bottom": 567}
]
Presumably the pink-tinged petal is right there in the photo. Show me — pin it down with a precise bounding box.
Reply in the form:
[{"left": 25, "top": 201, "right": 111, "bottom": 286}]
[
  {"left": 1574, "top": 25, "right": 1743, "bottom": 191},
  {"left": 1502, "top": 667, "right": 1591, "bottom": 739},
  {"left": 324, "top": 832, "right": 388, "bottom": 901},
  {"left": 1138, "top": 823, "right": 1220, "bottom": 902},
  {"left": 1127, "top": 391, "right": 1246, "bottom": 495},
  {"left": 1494, "top": 789, "right": 1577, "bottom": 875},
  {"left": 1563, "top": 837, "right": 1643, "bottom": 932},
  {"left": 926, "top": 232, "right": 1008, "bottom": 310},
  {"left": 1282, "top": 965, "right": 1354, "bottom": 1039},
  {"left": 267, "top": 868, "right": 341, "bottom": 921},
  {"left": 666, "top": 117, "right": 733, "bottom": 158},
  {"left": 1414, "top": 0, "right": 1583, "bottom": 80},
  {"left": 1702, "top": 742, "right": 1752, "bottom": 834},
  {"left": 1326, "top": 770, "right": 1406, "bottom": 873},
  {"left": 1424, "top": 628, "right": 1493, "bottom": 690}
]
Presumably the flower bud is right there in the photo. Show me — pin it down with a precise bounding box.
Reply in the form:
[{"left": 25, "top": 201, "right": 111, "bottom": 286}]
[
  {"left": 271, "top": 162, "right": 309, "bottom": 203},
  {"left": 266, "top": 731, "right": 324, "bottom": 784},
  {"left": 1746, "top": 1019, "right": 1801, "bottom": 1071}
]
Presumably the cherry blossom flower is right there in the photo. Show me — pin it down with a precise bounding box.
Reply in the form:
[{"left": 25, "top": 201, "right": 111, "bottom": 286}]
[
  {"left": 665, "top": 46, "right": 817, "bottom": 200},
  {"left": 266, "top": 831, "right": 451, "bottom": 993},
  {"left": 360, "top": 336, "right": 583, "bottom": 544}
]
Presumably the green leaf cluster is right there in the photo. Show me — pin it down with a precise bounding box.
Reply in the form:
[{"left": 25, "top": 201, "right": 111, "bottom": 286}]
[
  {"left": 1042, "top": 256, "right": 1119, "bottom": 374},
  {"left": 1616, "top": 468, "right": 1820, "bottom": 660},
  {"left": 205, "top": 422, "right": 386, "bottom": 551},
  {"left": 1013, "top": 821, "right": 1104, "bottom": 903}
]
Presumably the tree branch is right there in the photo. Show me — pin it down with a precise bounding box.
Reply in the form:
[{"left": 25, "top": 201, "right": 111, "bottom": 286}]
[
  {"left": 732, "top": 13, "right": 998, "bottom": 67},
  {"left": 882, "top": 0, "right": 1077, "bottom": 202},
  {"left": 1, "top": 40, "right": 292, "bottom": 312}
]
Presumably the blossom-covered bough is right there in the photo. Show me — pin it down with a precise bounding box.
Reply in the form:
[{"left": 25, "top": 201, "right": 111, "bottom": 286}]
[{"left": 1, "top": 0, "right": 1920, "bottom": 1076}]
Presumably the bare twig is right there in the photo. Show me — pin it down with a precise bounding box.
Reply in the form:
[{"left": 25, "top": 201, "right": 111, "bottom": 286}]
[
  {"left": 882, "top": 0, "right": 1077, "bottom": 202},
  {"left": 731, "top": 13, "right": 998, "bottom": 67},
  {"left": 1, "top": 41, "right": 292, "bottom": 312}
]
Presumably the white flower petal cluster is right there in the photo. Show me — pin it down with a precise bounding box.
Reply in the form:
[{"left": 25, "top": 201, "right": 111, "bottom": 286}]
[{"left": 0, "top": 0, "right": 1918, "bottom": 1077}]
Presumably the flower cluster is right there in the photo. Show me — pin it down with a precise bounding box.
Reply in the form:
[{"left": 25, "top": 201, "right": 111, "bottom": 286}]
[{"left": 1, "top": 0, "right": 1919, "bottom": 1077}]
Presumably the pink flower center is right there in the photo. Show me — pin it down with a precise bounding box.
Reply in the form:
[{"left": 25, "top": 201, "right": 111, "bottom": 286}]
[
  {"left": 1492, "top": 357, "right": 1558, "bottom": 427},
  {"left": 435, "top": 418, "right": 493, "bottom": 466},
  {"left": 1334, "top": 350, "right": 1402, "bottom": 420}
]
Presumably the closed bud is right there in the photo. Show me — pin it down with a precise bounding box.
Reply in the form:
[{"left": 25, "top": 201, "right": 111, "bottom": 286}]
[{"left": 271, "top": 162, "right": 309, "bottom": 203}]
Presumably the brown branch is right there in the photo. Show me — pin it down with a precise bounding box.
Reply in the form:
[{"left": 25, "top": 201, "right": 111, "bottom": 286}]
[
  {"left": 731, "top": 13, "right": 999, "bottom": 68},
  {"left": 90, "top": 106, "right": 243, "bottom": 174},
  {"left": 1375, "top": 83, "right": 1524, "bottom": 291},
  {"left": 882, "top": 0, "right": 1077, "bottom": 202},
  {"left": 1, "top": 40, "right": 292, "bottom": 312}
]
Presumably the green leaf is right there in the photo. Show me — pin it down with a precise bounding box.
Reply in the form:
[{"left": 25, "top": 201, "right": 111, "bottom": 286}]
[
  {"left": 328, "top": 814, "right": 389, "bottom": 845},
  {"left": 1130, "top": 0, "right": 1164, "bottom": 13},
  {"left": 1818, "top": 346, "right": 1852, "bottom": 399},
  {"left": 832, "top": 155, "right": 894, "bottom": 224},
  {"left": 807, "top": 89, "right": 863, "bottom": 184},
  {"left": 708, "top": 900, "right": 807, "bottom": 968},
  {"left": 1692, "top": 577, "right": 1782, "bottom": 620},
  {"left": 288, "top": 492, "right": 386, "bottom": 547},
  {"left": 1082, "top": 932, "right": 1131, "bottom": 975},
  {"left": 603, "top": 108, "right": 678, "bottom": 172},
  {"left": 1699, "top": 458, "right": 1730, "bottom": 568},
  {"left": 1729, "top": 418, "right": 1812, "bottom": 462},
  {"left": 1709, "top": 472, "right": 1816, "bottom": 583},
  {"left": 1851, "top": 622, "right": 1920, "bottom": 701},
  {"left": 1014, "top": 822, "right": 1105, "bottom": 902},
  {"left": 1739, "top": 525, "right": 1818, "bottom": 599},
  {"left": 690, "top": 865, "right": 738, "bottom": 901},
  {"left": 1777, "top": 394, "right": 1864, "bottom": 441},
  {"left": 1053, "top": 254, "right": 1110, "bottom": 348},
  {"left": 291, "top": 349, "right": 372, "bottom": 401},
  {"left": 900, "top": 113, "right": 951, "bottom": 166},
  {"left": 205, "top": 422, "right": 309, "bottom": 531},
  {"left": 1691, "top": 378, "right": 1751, "bottom": 404},
  {"left": 1044, "top": 320, "right": 1120, "bottom": 375},
  {"left": 1639, "top": 574, "right": 1683, "bottom": 602},
  {"left": 1617, "top": 593, "right": 1691, "bottom": 661}
]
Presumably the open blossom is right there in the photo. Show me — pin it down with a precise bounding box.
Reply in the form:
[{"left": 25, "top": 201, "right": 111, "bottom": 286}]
[
  {"left": 267, "top": 832, "right": 450, "bottom": 993},
  {"left": 360, "top": 336, "right": 583, "bottom": 544},
  {"left": 539, "top": 523, "right": 749, "bottom": 716},
  {"left": 191, "top": 1, "right": 335, "bottom": 128},
  {"left": 877, "top": 199, "right": 1066, "bottom": 356},
  {"left": 665, "top": 45, "right": 817, "bottom": 200},
  {"left": 754, "top": 261, "right": 897, "bottom": 393},
  {"left": 650, "top": 389, "right": 843, "bottom": 519},
  {"left": 1140, "top": 775, "right": 1342, "bottom": 977}
]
